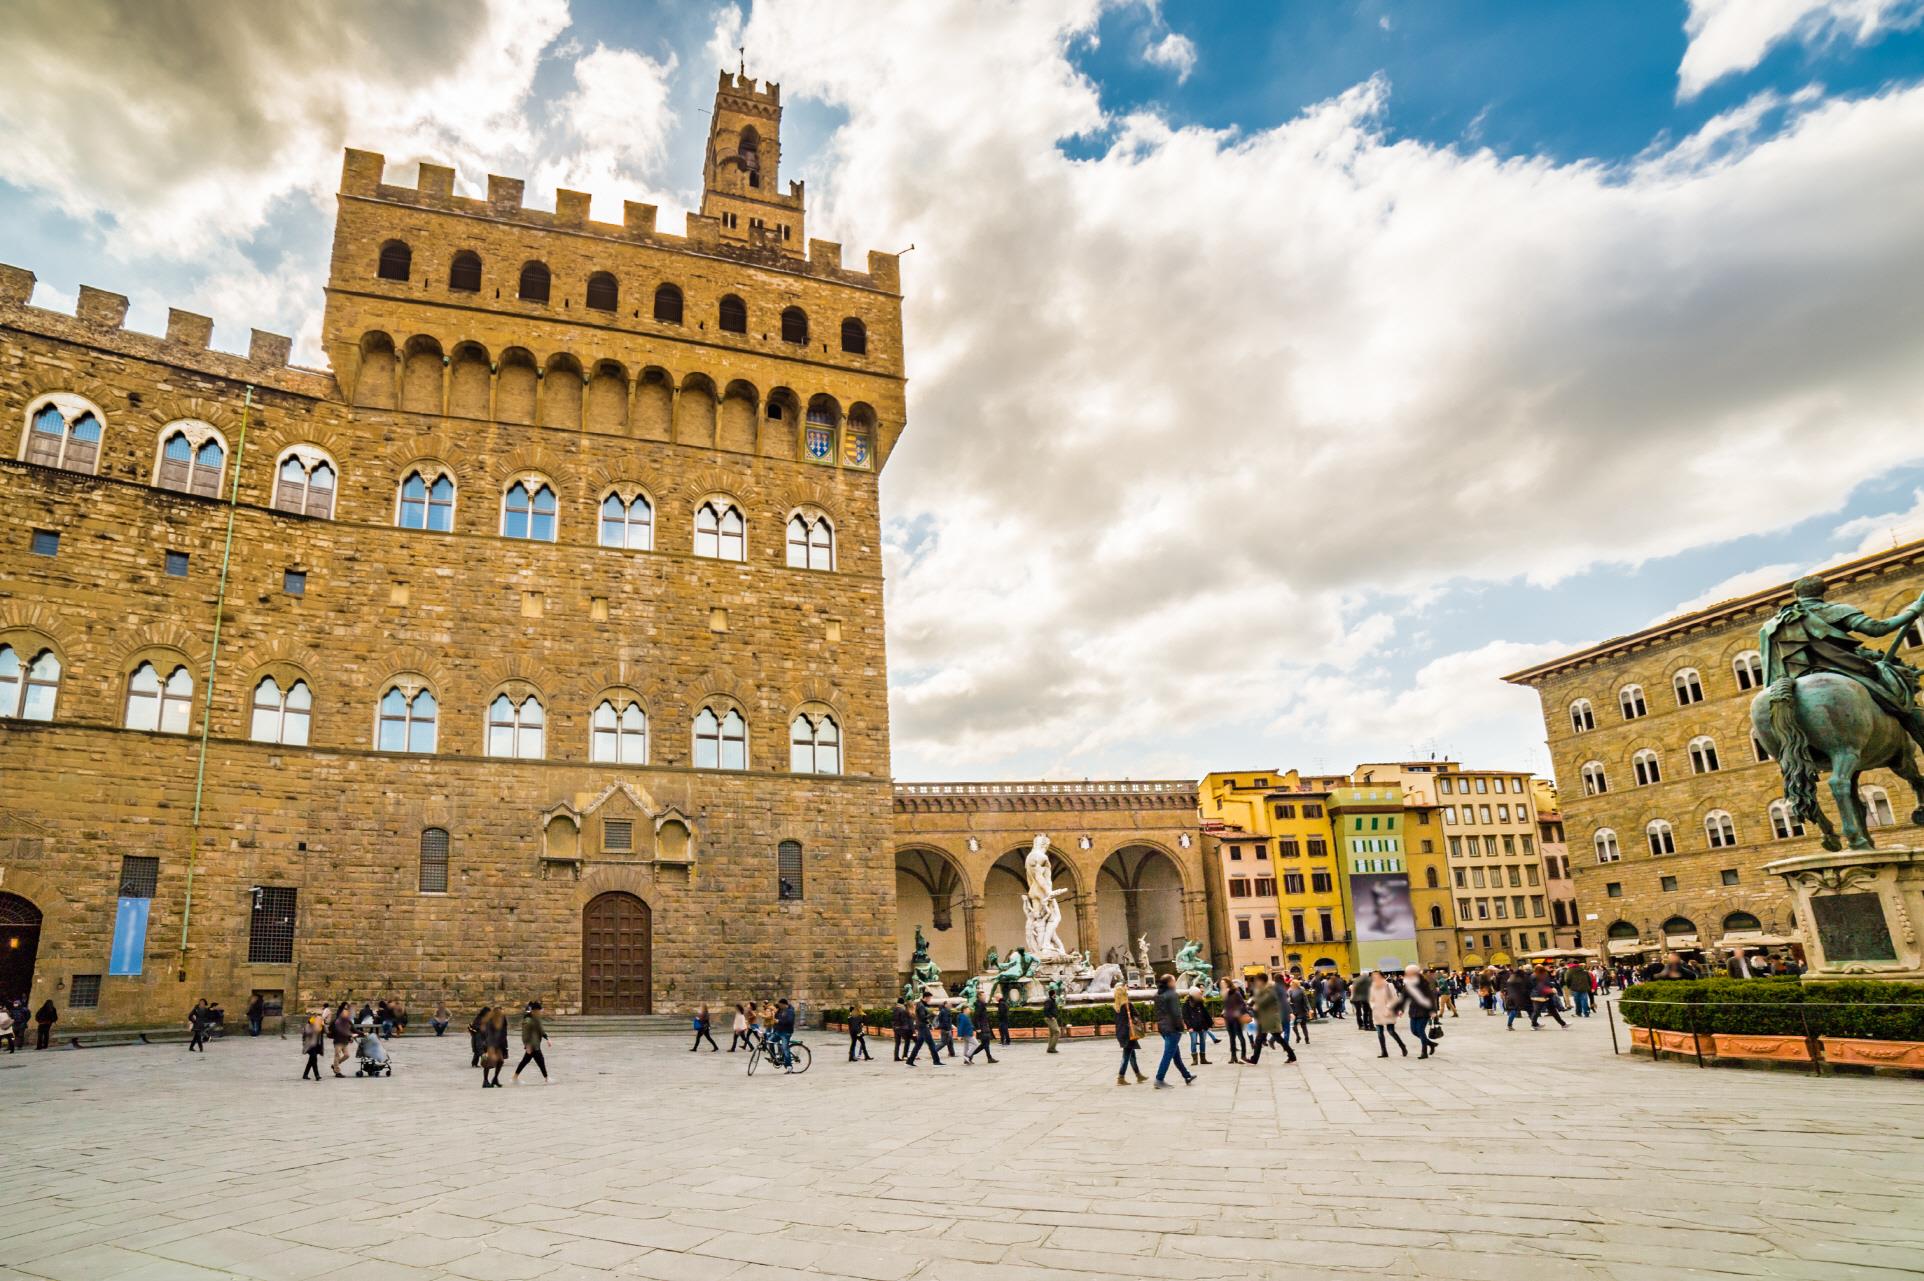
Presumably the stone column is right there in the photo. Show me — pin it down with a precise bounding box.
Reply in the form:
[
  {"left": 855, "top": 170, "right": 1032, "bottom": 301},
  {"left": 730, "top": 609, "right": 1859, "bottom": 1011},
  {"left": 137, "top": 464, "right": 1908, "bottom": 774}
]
[
  {"left": 1074, "top": 892, "right": 1099, "bottom": 967},
  {"left": 961, "top": 896, "right": 982, "bottom": 979}
]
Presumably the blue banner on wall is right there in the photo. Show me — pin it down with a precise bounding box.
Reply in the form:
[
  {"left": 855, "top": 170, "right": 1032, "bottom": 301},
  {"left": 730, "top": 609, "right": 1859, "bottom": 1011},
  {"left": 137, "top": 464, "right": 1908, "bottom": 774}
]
[{"left": 109, "top": 896, "right": 150, "bottom": 976}]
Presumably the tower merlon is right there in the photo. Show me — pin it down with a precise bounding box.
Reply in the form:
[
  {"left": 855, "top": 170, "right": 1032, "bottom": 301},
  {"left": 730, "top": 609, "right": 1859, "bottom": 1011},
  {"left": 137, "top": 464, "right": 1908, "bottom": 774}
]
[
  {"left": 165, "top": 308, "right": 214, "bottom": 349},
  {"left": 717, "top": 69, "right": 780, "bottom": 106},
  {"left": 76, "top": 286, "right": 130, "bottom": 329},
  {"left": 0, "top": 263, "right": 34, "bottom": 305}
]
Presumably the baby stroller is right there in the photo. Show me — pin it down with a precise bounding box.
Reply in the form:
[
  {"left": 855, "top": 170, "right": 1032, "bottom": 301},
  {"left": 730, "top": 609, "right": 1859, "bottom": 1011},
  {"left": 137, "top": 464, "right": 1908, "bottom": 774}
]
[{"left": 355, "top": 1027, "right": 392, "bottom": 1077}]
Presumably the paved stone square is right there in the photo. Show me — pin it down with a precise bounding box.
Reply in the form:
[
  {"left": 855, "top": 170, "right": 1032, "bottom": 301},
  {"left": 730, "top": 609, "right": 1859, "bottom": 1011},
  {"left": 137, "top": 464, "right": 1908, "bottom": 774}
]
[{"left": 5, "top": 1004, "right": 1921, "bottom": 1281}]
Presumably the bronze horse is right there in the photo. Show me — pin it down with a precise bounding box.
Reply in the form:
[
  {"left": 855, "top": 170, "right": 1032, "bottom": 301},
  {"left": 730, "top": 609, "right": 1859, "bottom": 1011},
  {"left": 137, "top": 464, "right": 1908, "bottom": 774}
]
[{"left": 1752, "top": 672, "right": 1924, "bottom": 851}]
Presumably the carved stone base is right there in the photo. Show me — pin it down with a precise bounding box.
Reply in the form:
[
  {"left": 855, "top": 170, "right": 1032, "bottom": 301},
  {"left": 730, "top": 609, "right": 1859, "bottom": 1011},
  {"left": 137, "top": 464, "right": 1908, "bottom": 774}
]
[{"left": 1764, "top": 846, "right": 1924, "bottom": 984}]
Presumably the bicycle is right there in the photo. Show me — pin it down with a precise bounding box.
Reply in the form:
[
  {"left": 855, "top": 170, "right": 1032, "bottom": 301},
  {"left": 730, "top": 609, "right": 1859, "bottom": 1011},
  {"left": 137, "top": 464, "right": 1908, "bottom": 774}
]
[{"left": 746, "top": 1030, "right": 810, "bottom": 1075}]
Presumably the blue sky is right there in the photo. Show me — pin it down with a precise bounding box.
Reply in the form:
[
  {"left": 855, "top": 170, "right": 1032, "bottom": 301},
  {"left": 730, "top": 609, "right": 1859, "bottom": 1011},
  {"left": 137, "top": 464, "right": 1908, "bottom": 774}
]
[{"left": 3, "top": 0, "right": 1923, "bottom": 783}]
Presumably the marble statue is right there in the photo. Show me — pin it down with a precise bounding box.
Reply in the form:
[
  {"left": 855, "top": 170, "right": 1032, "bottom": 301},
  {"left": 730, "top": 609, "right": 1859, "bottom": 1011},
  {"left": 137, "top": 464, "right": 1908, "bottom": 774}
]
[
  {"left": 1085, "top": 962, "right": 1124, "bottom": 996},
  {"left": 1754, "top": 577, "right": 1924, "bottom": 850},
  {"left": 1022, "top": 834, "right": 1072, "bottom": 961},
  {"left": 1136, "top": 934, "right": 1152, "bottom": 979}
]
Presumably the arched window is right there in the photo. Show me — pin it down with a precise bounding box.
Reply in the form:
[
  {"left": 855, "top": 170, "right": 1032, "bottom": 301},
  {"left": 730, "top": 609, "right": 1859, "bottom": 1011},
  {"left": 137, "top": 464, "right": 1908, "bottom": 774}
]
[
  {"left": 591, "top": 699, "right": 648, "bottom": 764},
  {"left": 780, "top": 307, "right": 808, "bottom": 345},
  {"left": 377, "top": 240, "right": 411, "bottom": 282},
  {"left": 154, "top": 424, "right": 226, "bottom": 497},
  {"left": 1646, "top": 820, "right": 1676, "bottom": 856},
  {"left": 585, "top": 271, "right": 618, "bottom": 311},
  {"left": 1606, "top": 920, "right": 1639, "bottom": 940},
  {"left": 840, "top": 317, "right": 867, "bottom": 355},
  {"left": 1661, "top": 915, "right": 1696, "bottom": 938},
  {"left": 502, "top": 480, "right": 557, "bottom": 541},
  {"left": 738, "top": 127, "right": 762, "bottom": 187},
  {"left": 22, "top": 395, "right": 103, "bottom": 474},
  {"left": 273, "top": 447, "right": 337, "bottom": 518},
  {"left": 778, "top": 840, "right": 804, "bottom": 901},
  {"left": 397, "top": 469, "right": 455, "bottom": 532},
  {"left": 1673, "top": 668, "right": 1704, "bottom": 706},
  {"left": 377, "top": 687, "right": 436, "bottom": 753},
  {"left": 694, "top": 706, "right": 747, "bottom": 770},
  {"left": 718, "top": 294, "right": 747, "bottom": 334},
  {"left": 448, "top": 251, "right": 482, "bottom": 292},
  {"left": 125, "top": 662, "right": 192, "bottom": 734},
  {"left": 1752, "top": 731, "right": 1771, "bottom": 763},
  {"left": 804, "top": 398, "right": 838, "bottom": 462},
  {"left": 0, "top": 645, "right": 59, "bottom": 720},
  {"left": 1594, "top": 828, "right": 1621, "bottom": 863},
  {"left": 1688, "top": 736, "right": 1720, "bottom": 774},
  {"left": 518, "top": 261, "right": 551, "bottom": 303},
  {"left": 695, "top": 500, "right": 745, "bottom": 561},
  {"left": 419, "top": 828, "right": 449, "bottom": 893},
  {"left": 1632, "top": 749, "right": 1662, "bottom": 787},
  {"left": 1723, "top": 911, "right": 1762, "bottom": 934},
  {"left": 1569, "top": 699, "right": 1595, "bottom": 733},
  {"left": 1618, "top": 684, "right": 1647, "bottom": 720},
  {"left": 1428, "top": 904, "right": 1444, "bottom": 928},
  {"left": 653, "top": 283, "right": 683, "bottom": 324},
  {"left": 786, "top": 513, "right": 834, "bottom": 571},
  {"left": 1769, "top": 799, "right": 1804, "bottom": 840},
  {"left": 599, "top": 492, "right": 653, "bottom": 550},
  {"left": 1424, "top": 865, "right": 1440, "bottom": 888},
  {"left": 486, "top": 693, "right": 544, "bottom": 759},
  {"left": 1704, "top": 810, "right": 1736, "bottom": 849},
  {"left": 1732, "top": 650, "right": 1764, "bottom": 691},
  {"left": 789, "top": 712, "right": 841, "bottom": 774},
  {"left": 1580, "top": 761, "right": 1608, "bottom": 796},
  {"left": 249, "top": 676, "right": 312, "bottom": 746},
  {"left": 1861, "top": 785, "right": 1895, "bottom": 829}
]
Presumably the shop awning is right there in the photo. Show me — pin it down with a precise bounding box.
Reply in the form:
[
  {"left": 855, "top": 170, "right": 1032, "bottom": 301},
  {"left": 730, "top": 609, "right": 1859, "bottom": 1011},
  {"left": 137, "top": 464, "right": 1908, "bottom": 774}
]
[
  {"left": 1664, "top": 934, "right": 1701, "bottom": 949},
  {"left": 1605, "top": 939, "right": 1648, "bottom": 956},
  {"left": 1718, "top": 932, "right": 1798, "bottom": 948},
  {"left": 1460, "top": 954, "right": 1485, "bottom": 966}
]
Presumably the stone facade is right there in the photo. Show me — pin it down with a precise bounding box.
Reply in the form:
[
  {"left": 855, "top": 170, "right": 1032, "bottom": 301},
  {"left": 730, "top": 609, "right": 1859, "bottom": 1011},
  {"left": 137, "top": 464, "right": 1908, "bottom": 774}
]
[
  {"left": 0, "top": 72, "right": 906, "bottom": 1025},
  {"left": 1505, "top": 541, "right": 1924, "bottom": 961}
]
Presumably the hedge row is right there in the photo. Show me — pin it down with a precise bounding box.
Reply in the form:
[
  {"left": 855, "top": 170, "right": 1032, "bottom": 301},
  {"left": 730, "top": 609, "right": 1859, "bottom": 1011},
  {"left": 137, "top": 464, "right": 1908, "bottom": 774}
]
[{"left": 1619, "top": 978, "right": 1924, "bottom": 1041}]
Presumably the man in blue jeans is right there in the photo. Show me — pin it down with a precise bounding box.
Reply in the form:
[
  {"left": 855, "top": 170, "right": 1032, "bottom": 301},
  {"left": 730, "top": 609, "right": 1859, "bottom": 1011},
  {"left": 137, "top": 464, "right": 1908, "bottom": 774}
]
[
  {"left": 1152, "top": 974, "right": 1196, "bottom": 1089},
  {"left": 771, "top": 998, "right": 797, "bottom": 1070}
]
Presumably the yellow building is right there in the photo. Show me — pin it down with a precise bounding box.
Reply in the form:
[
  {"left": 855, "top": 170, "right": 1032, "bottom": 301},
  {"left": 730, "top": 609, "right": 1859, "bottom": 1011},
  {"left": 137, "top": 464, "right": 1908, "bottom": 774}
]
[{"left": 1198, "top": 769, "right": 1352, "bottom": 973}]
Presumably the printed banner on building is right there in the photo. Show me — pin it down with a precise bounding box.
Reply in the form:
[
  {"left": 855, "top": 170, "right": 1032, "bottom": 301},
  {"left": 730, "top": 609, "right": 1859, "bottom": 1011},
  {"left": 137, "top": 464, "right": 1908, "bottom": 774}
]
[
  {"left": 109, "top": 895, "right": 150, "bottom": 976},
  {"left": 1350, "top": 871, "right": 1415, "bottom": 972}
]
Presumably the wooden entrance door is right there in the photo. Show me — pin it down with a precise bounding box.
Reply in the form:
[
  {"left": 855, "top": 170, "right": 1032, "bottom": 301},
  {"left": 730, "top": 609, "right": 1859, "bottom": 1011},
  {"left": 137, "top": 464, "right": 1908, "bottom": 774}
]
[{"left": 582, "top": 892, "right": 651, "bottom": 1013}]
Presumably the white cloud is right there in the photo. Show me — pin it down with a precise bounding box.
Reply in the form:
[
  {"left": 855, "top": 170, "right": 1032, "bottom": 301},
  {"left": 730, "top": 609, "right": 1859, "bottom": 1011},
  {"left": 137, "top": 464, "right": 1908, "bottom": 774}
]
[
  {"left": 1654, "top": 563, "right": 1802, "bottom": 623},
  {"left": 727, "top": 0, "right": 1924, "bottom": 777},
  {"left": 1835, "top": 488, "right": 1924, "bottom": 555},
  {"left": 1678, "top": 0, "right": 1924, "bottom": 99},
  {"left": 1141, "top": 32, "right": 1197, "bottom": 82}
]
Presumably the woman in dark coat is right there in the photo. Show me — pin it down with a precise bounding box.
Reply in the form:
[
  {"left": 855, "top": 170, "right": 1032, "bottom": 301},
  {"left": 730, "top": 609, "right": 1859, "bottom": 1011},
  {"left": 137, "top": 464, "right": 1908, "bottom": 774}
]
[
  {"left": 33, "top": 999, "right": 57, "bottom": 1050},
  {"left": 1221, "top": 983, "right": 1248, "bottom": 1063},
  {"left": 1503, "top": 969, "right": 1534, "bottom": 1029},
  {"left": 1112, "top": 988, "right": 1145, "bottom": 1085},
  {"left": 468, "top": 1005, "right": 492, "bottom": 1068}
]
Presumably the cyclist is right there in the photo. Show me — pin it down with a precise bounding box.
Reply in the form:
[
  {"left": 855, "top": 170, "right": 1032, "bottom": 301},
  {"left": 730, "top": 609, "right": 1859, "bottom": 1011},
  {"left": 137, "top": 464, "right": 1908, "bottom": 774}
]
[{"left": 770, "top": 998, "right": 797, "bottom": 1070}]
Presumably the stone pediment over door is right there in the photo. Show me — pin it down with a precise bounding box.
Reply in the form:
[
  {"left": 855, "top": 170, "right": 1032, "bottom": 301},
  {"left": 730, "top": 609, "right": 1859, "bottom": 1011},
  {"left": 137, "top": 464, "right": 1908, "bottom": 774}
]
[{"left": 585, "top": 782, "right": 655, "bottom": 859}]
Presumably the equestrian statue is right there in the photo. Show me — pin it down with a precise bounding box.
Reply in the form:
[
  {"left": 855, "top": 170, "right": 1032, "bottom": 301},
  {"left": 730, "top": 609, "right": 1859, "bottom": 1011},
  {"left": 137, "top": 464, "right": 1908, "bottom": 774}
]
[{"left": 1751, "top": 576, "right": 1924, "bottom": 851}]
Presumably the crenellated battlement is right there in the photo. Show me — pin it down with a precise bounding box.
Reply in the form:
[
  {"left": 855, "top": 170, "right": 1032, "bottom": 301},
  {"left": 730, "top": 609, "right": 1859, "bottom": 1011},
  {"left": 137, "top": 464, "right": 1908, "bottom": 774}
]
[
  {"left": 338, "top": 150, "right": 899, "bottom": 293},
  {"left": 716, "top": 69, "right": 780, "bottom": 109}
]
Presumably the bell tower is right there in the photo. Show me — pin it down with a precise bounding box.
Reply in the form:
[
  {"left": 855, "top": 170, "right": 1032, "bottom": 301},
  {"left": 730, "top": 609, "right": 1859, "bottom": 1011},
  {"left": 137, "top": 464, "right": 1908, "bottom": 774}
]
[{"left": 700, "top": 68, "right": 805, "bottom": 256}]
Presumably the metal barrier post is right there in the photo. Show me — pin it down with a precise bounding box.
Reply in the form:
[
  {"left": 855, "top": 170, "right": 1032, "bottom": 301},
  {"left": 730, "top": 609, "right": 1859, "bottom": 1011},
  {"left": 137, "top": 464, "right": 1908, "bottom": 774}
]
[
  {"left": 1606, "top": 997, "right": 1620, "bottom": 1055},
  {"left": 1801, "top": 1005, "right": 1820, "bottom": 1077},
  {"left": 1689, "top": 1003, "right": 1705, "bottom": 1068}
]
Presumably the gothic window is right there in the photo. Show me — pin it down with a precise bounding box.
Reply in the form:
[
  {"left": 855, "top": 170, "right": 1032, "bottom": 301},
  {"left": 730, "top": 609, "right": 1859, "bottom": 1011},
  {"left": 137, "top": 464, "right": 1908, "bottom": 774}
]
[
  {"left": 738, "top": 127, "right": 762, "bottom": 187},
  {"left": 21, "top": 395, "right": 103, "bottom": 474},
  {"left": 272, "top": 447, "right": 337, "bottom": 518},
  {"left": 1580, "top": 761, "right": 1608, "bottom": 796},
  {"left": 1618, "top": 684, "right": 1647, "bottom": 719},
  {"left": 1688, "top": 735, "right": 1720, "bottom": 774},
  {"left": 249, "top": 676, "right": 312, "bottom": 746},
  {"left": 1646, "top": 819, "right": 1676, "bottom": 857},
  {"left": 789, "top": 712, "right": 841, "bottom": 774},
  {"left": 377, "top": 240, "right": 411, "bottom": 282},
  {"left": 449, "top": 251, "right": 482, "bottom": 292},
  {"left": 1769, "top": 799, "right": 1804, "bottom": 840},
  {"left": 502, "top": 480, "right": 557, "bottom": 542},
  {"left": 781, "top": 307, "right": 808, "bottom": 345},
  {"left": 518, "top": 261, "right": 551, "bottom": 303},
  {"left": 1732, "top": 650, "right": 1764, "bottom": 691},
  {"left": 486, "top": 692, "right": 545, "bottom": 759},
  {"left": 1569, "top": 699, "right": 1595, "bottom": 733},
  {"left": 1632, "top": 749, "right": 1662, "bottom": 787},
  {"left": 419, "top": 828, "right": 449, "bottom": 893},
  {"left": 653, "top": 283, "right": 683, "bottom": 324},
  {"left": 1704, "top": 810, "right": 1736, "bottom": 849},
  {"left": 1673, "top": 668, "right": 1705, "bottom": 706},
  {"left": 377, "top": 686, "right": 437, "bottom": 753},
  {"left": 1861, "top": 785, "right": 1895, "bottom": 829},
  {"left": 591, "top": 698, "right": 648, "bottom": 764},
  {"left": 125, "top": 662, "right": 192, "bottom": 734},
  {"left": 718, "top": 294, "right": 747, "bottom": 334},
  {"left": 694, "top": 500, "right": 745, "bottom": 561},
  {"left": 154, "top": 424, "right": 226, "bottom": 497},
  {"left": 396, "top": 469, "right": 455, "bottom": 531},
  {"left": 0, "top": 645, "right": 59, "bottom": 720},
  {"left": 841, "top": 317, "right": 867, "bottom": 355},
  {"left": 694, "top": 706, "right": 747, "bottom": 770},
  {"left": 786, "top": 513, "right": 834, "bottom": 571},
  {"left": 599, "top": 491, "right": 653, "bottom": 550},
  {"left": 586, "top": 271, "right": 619, "bottom": 311}
]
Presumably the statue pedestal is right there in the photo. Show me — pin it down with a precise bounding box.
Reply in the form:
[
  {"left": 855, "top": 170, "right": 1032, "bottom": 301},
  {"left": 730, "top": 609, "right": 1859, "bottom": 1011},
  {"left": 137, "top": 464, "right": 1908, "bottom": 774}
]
[{"left": 1764, "top": 846, "right": 1924, "bottom": 984}]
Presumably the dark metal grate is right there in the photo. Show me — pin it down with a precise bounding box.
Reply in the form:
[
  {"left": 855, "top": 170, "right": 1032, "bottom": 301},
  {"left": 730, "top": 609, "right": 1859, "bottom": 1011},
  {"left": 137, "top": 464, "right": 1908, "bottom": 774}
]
[
  {"left": 248, "top": 887, "right": 297, "bottom": 964},
  {"left": 603, "top": 819, "right": 633, "bottom": 853},
  {"left": 70, "top": 975, "right": 101, "bottom": 1008},
  {"left": 777, "top": 840, "right": 804, "bottom": 901},
  {"left": 419, "top": 828, "right": 449, "bottom": 893},
  {"left": 119, "top": 855, "right": 159, "bottom": 899}
]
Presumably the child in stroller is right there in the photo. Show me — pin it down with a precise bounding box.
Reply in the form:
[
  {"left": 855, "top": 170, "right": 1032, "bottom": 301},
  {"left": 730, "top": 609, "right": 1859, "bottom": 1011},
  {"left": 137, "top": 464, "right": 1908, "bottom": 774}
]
[{"left": 355, "top": 1025, "right": 392, "bottom": 1077}]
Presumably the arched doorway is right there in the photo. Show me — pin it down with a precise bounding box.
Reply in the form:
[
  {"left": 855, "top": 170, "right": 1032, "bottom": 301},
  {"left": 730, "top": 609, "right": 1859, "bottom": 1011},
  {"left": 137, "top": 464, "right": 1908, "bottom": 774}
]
[
  {"left": 896, "top": 848, "right": 970, "bottom": 977},
  {"left": 0, "top": 893, "right": 41, "bottom": 1002},
  {"left": 1097, "top": 845, "right": 1186, "bottom": 968},
  {"left": 582, "top": 892, "right": 651, "bottom": 1013}
]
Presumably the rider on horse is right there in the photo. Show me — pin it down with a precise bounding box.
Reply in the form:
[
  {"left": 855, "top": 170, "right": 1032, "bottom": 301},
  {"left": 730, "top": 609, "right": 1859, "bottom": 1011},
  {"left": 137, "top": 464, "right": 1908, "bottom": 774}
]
[{"left": 1759, "top": 575, "right": 1924, "bottom": 751}]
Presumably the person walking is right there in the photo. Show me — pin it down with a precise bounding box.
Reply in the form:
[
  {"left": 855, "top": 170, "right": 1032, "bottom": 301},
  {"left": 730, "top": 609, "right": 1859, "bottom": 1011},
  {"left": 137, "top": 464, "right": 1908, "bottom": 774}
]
[
  {"left": 730, "top": 1003, "right": 750, "bottom": 1052},
  {"left": 1247, "top": 972, "right": 1294, "bottom": 1064},
  {"left": 1402, "top": 965, "right": 1437, "bottom": 1059},
  {"left": 1531, "top": 967, "right": 1569, "bottom": 1028},
  {"left": 890, "top": 999, "right": 912, "bottom": 1062},
  {"left": 905, "top": 992, "right": 943, "bottom": 1067},
  {"left": 1152, "top": 974, "right": 1196, "bottom": 1089},
  {"left": 1369, "top": 973, "right": 1407, "bottom": 1057},
  {"left": 480, "top": 1009, "right": 509, "bottom": 1087},
  {"left": 1183, "top": 990, "right": 1211, "bottom": 1066},
  {"left": 937, "top": 1000, "right": 957, "bottom": 1057},
  {"left": 691, "top": 1004, "right": 719, "bottom": 1052},
  {"left": 513, "top": 1001, "right": 550, "bottom": 1082},
  {"left": 1222, "top": 982, "right": 1248, "bottom": 1063},
  {"left": 964, "top": 1001, "right": 998, "bottom": 1064},
  {"left": 300, "top": 1007, "right": 326, "bottom": 1080},
  {"left": 1504, "top": 968, "right": 1535, "bottom": 1029},
  {"left": 1564, "top": 962, "right": 1595, "bottom": 1018},
  {"left": 771, "top": 998, "right": 798, "bottom": 1071},
  {"left": 244, "top": 992, "right": 264, "bottom": 1038},
  {"left": 0, "top": 1005, "right": 13, "bottom": 1053},
  {"left": 955, "top": 1002, "right": 976, "bottom": 1061},
  {"left": 1112, "top": 986, "right": 1145, "bottom": 1085},
  {"left": 186, "top": 999, "right": 211, "bottom": 1052},
  {"left": 33, "top": 999, "right": 57, "bottom": 1050},
  {"left": 1286, "top": 978, "right": 1312, "bottom": 1046},
  {"left": 996, "top": 989, "right": 1012, "bottom": 1047},
  {"left": 1043, "top": 986, "right": 1063, "bottom": 1054},
  {"left": 848, "top": 1006, "right": 871, "bottom": 1061},
  {"left": 468, "top": 1005, "right": 492, "bottom": 1067},
  {"left": 329, "top": 1001, "right": 355, "bottom": 1076},
  {"left": 1351, "top": 971, "right": 1373, "bottom": 1031}
]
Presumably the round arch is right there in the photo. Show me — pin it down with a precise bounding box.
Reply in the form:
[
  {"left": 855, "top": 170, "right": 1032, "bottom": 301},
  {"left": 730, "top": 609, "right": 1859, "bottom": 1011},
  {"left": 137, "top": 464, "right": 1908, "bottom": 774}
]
[
  {"left": 1097, "top": 844, "right": 1187, "bottom": 969},
  {"left": 580, "top": 889, "right": 651, "bottom": 1013},
  {"left": 895, "top": 846, "right": 970, "bottom": 976},
  {"left": 0, "top": 891, "right": 43, "bottom": 1008}
]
